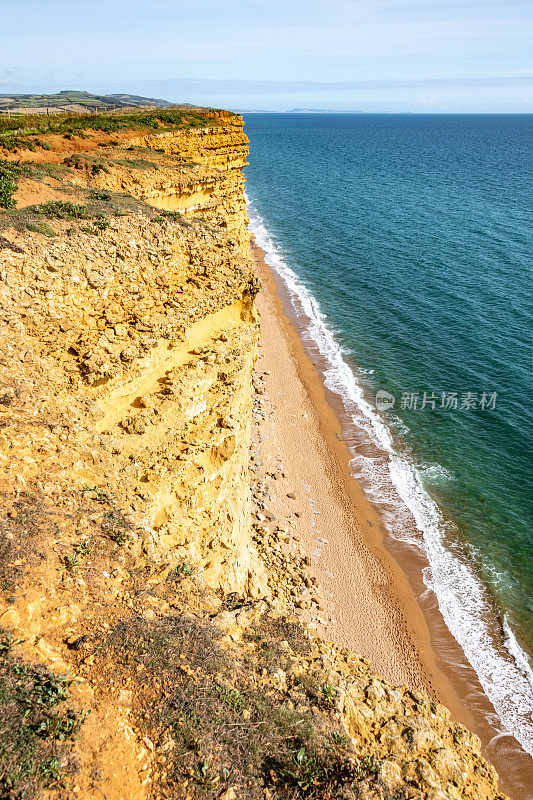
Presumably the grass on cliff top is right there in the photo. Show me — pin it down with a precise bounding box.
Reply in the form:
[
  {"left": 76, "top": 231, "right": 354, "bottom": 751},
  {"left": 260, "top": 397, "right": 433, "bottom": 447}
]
[
  {"left": 0, "top": 633, "right": 86, "bottom": 799},
  {"left": 0, "top": 160, "right": 73, "bottom": 210},
  {"left": 0, "top": 176, "right": 198, "bottom": 236},
  {"left": 0, "top": 149, "right": 218, "bottom": 238},
  {"left": 0, "top": 197, "right": 111, "bottom": 236},
  {"left": 0, "top": 107, "right": 234, "bottom": 146},
  {"left": 84, "top": 609, "right": 383, "bottom": 799}
]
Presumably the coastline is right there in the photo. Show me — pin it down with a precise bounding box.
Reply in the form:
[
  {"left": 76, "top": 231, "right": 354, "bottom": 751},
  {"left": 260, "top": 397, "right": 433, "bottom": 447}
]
[{"left": 251, "top": 241, "right": 533, "bottom": 799}]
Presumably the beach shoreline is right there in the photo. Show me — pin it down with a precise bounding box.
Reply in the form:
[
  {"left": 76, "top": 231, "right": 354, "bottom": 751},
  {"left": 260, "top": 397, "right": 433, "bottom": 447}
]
[{"left": 251, "top": 241, "right": 532, "bottom": 799}]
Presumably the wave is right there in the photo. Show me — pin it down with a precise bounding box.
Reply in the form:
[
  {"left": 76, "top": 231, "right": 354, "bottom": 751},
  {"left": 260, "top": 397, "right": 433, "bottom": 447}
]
[
  {"left": 503, "top": 615, "right": 533, "bottom": 695},
  {"left": 247, "top": 196, "right": 533, "bottom": 755}
]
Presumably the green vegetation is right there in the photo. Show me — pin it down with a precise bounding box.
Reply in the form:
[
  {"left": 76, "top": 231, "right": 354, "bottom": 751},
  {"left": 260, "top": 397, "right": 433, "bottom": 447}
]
[
  {"left": 72, "top": 539, "right": 93, "bottom": 557},
  {"left": 78, "top": 487, "right": 134, "bottom": 545},
  {"left": 26, "top": 221, "right": 56, "bottom": 237},
  {"left": 0, "top": 162, "right": 31, "bottom": 209},
  {"left": 0, "top": 632, "right": 87, "bottom": 798},
  {"left": 0, "top": 135, "right": 54, "bottom": 153},
  {"left": 0, "top": 90, "right": 173, "bottom": 112},
  {"left": 101, "top": 509, "right": 134, "bottom": 546},
  {"left": 0, "top": 103, "right": 228, "bottom": 168},
  {"left": 320, "top": 683, "right": 338, "bottom": 707},
  {"left": 160, "top": 209, "right": 183, "bottom": 221},
  {"left": 0, "top": 134, "right": 29, "bottom": 153},
  {"left": 25, "top": 201, "right": 113, "bottom": 236},
  {"left": 0, "top": 492, "right": 48, "bottom": 597},
  {"left": 169, "top": 562, "right": 193, "bottom": 580},
  {"left": 60, "top": 553, "right": 79, "bottom": 573},
  {"left": 271, "top": 743, "right": 379, "bottom": 798},
  {"left": 89, "top": 189, "right": 111, "bottom": 201},
  {"left": 0, "top": 108, "right": 222, "bottom": 144},
  {"left": 0, "top": 155, "right": 199, "bottom": 238},
  {"left": 0, "top": 165, "right": 18, "bottom": 209},
  {"left": 88, "top": 612, "right": 383, "bottom": 799},
  {"left": 34, "top": 201, "right": 92, "bottom": 220},
  {"left": 154, "top": 209, "right": 191, "bottom": 228},
  {"left": 215, "top": 683, "right": 246, "bottom": 712},
  {"left": 112, "top": 157, "right": 159, "bottom": 170},
  {"left": 80, "top": 484, "right": 115, "bottom": 504}
]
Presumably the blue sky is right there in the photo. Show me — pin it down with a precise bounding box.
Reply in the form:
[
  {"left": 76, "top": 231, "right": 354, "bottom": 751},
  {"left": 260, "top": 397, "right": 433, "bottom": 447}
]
[{"left": 2, "top": 0, "right": 531, "bottom": 111}]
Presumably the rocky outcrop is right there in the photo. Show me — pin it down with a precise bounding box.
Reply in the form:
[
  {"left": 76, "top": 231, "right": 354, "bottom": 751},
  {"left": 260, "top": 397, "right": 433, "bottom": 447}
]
[
  {"left": 0, "top": 219, "right": 265, "bottom": 602},
  {"left": 0, "top": 110, "right": 508, "bottom": 800}
]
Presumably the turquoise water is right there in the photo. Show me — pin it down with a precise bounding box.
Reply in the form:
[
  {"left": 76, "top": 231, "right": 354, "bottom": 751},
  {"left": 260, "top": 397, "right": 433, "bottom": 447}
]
[{"left": 243, "top": 113, "right": 532, "bottom": 751}]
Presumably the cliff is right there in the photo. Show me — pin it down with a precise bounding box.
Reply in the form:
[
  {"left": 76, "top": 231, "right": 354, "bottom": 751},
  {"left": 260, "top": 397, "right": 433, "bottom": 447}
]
[{"left": 0, "top": 110, "right": 507, "bottom": 800}]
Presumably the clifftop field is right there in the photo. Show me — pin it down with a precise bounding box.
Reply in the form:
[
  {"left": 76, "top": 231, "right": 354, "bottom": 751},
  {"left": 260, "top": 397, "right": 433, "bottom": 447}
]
[{"left": 0, "top": 90, "right": 175, "bottom": 114}]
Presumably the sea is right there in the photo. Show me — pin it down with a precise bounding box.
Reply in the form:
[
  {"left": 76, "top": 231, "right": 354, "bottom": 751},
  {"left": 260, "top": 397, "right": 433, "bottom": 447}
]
[{"left": 243, "top": 113, "right": 533, "bottom": 757}]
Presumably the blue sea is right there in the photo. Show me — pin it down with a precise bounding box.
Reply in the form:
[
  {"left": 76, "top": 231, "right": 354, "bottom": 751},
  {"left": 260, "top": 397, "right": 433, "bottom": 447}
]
[{"left": 243, "top": 113, "right": 532, "bottom": 754}]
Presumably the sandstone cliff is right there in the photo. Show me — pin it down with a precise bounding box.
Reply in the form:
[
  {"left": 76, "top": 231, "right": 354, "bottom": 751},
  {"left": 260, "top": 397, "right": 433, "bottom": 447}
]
[{"left": 0, "top": 109, "right": 507, "bottom": 800}]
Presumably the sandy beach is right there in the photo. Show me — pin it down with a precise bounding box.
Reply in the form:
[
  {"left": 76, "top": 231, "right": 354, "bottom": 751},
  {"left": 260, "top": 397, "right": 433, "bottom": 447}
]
[{"left": 251, "top": 242, "right": 532, "bottom": 800}]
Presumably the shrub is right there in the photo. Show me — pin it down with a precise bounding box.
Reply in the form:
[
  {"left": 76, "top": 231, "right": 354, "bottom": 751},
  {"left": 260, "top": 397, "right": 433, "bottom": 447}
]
[
  {"left": 89, "top": 189, "right": 111, "bottom": 201},
  {"left": 0, "top": 135, "right": 29, "bottom": 153},
  {"left": 215, "top": 683, "right": 246, "bottom": 712},
  {"left": 26, "top": 221, "right": 56, "bottom": 237},
  {"left": 101, "top": 509, "right": 133, "bottom": 546},
  {"left": 168, "top": 563, "right": 193, "bottom": 581},
  {"left": 0, "top": 165, "right": 17, "bottom": 209},
  {"left": 34, "top": 201, "right": 92, "bottom": 219},
  {"left": 320, "top": 683, "right": 338, "bottom": 706}
]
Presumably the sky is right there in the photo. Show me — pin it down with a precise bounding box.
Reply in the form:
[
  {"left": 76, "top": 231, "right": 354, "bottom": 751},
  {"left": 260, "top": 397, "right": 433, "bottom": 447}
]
[{"left": 2, "top": 0, "right": 532, "bottom": 112}]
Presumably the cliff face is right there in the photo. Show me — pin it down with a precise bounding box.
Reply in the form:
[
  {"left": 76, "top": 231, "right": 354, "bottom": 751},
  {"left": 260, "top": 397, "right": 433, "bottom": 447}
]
[
  {"left": 0, "top": 112, "right": 507, "bottom": 800},
  {"left": 79, "top": 118, "right": 250, "bottom": 256}
]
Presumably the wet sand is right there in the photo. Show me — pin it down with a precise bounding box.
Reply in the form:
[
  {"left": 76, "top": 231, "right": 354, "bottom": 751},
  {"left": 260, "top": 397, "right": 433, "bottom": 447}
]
[{"left": 251, "top": 242, "right": 532, "bottom": 800}]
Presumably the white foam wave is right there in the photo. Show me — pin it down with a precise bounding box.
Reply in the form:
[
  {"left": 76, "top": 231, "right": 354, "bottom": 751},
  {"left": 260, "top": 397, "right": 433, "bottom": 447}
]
[
  {"left": 418, "top": 462, "right": 455, "bottom": 485},
  {"left": 503, "top": 615, "right": 533, "bottom": 694},
  {"left": 247, "top": 197, "right": 533, "bottom": 754}
]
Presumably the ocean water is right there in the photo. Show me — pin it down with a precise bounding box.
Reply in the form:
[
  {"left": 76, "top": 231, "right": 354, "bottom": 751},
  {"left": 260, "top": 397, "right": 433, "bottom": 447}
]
[{"left": 243, "top": 114, "right": 533, "bottom": 753}]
